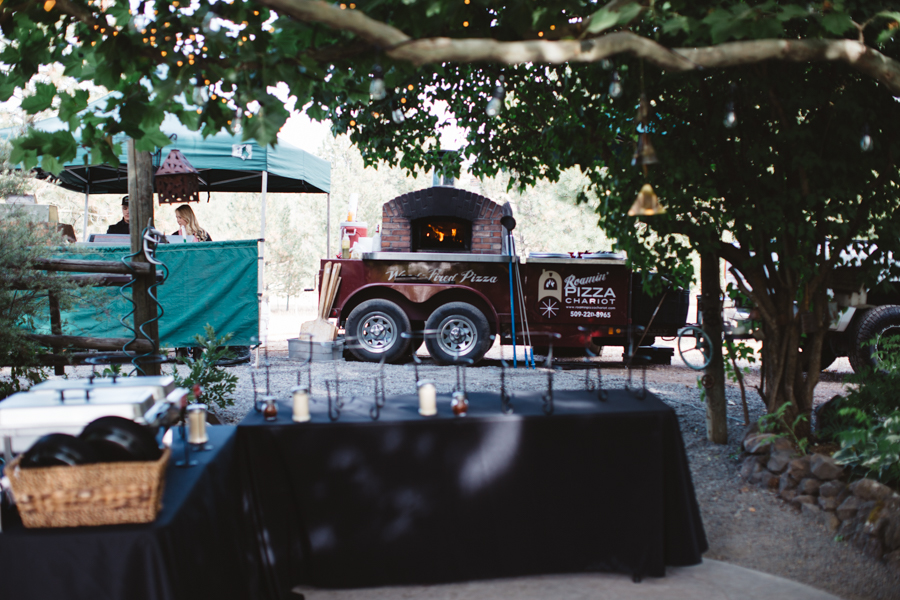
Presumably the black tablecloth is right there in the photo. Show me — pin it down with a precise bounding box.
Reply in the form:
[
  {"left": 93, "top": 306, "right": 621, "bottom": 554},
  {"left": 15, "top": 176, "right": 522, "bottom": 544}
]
[
  {"left": 238, "top": 388, "right": 707, "bottom": 596},
  {"left": 0, "top": 426, "right": 257, "bottom": 600}
]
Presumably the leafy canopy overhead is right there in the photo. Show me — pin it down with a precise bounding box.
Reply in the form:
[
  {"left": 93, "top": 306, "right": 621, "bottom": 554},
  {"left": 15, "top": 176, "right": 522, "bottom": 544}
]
[{"left": 3, "top": 0, "right": 900, "bottom": 177}]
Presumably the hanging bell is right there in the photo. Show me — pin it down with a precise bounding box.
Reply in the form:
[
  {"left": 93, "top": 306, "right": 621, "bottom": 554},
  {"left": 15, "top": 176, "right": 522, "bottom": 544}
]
[
  {"left": 631, "top": 133, "right": 659, "bottom": 166},
  {"left": 627, "top": 184, "right": 666, "bottom": 217}
]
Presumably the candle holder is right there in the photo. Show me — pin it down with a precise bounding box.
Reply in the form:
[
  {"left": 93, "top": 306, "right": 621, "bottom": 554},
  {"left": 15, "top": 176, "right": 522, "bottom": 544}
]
[
  {"left": 174, "top": 418, "right": 197, "bottom": 467},
  {"left": 417, "top": 380, "right": 437, "bottom": 416},
  {"left": 541, "top": 366, "right": 556, "bottom": 415},
  {"left": 262, "top": 395, "right": 279, "bottom": 421},
  {"left": 451, "top": 390, "right": 469, "bottom": 416},
  {"left": 370, "top": 355, "right": 387, "bottom": 421},
  {"left": 186, "top": 403, "right": 213, "bottom": 451},
  {"left": 297, "top": 333, "right": 314, "bottom": 396},
  {"left": 499, "top": 358, "right": 513, "bottom": 414},
  {"left": 291, "top": 386, "right": 311, "bottom": 423},
  {"left": 325, "top": 381, "right": 341, "bottom": 422}
]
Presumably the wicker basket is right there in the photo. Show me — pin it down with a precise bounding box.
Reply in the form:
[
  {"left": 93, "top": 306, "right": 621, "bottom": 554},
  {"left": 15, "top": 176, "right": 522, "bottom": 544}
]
[{"left": 3, "top": 448, "right": 170, "bottom": 528}]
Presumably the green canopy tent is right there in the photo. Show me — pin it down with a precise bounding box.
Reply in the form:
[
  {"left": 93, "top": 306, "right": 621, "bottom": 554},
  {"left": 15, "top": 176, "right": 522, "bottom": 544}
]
[{"left": 1, "top": 97, "right": 332, "bottom": 349}]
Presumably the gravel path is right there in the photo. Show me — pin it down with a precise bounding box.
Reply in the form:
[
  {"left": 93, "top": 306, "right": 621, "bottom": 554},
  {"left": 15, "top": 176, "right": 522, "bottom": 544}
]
[{"left": 53, "top": 310, "right": 900, "bottom": 600}]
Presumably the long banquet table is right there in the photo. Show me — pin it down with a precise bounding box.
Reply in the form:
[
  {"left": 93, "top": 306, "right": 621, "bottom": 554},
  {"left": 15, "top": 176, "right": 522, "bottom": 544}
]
[
  {"left": 0, "top": 426, "right": 259, "bottom": 600},
  {"left": 237, "top": 388, "right": 708, "bottom": 597}
]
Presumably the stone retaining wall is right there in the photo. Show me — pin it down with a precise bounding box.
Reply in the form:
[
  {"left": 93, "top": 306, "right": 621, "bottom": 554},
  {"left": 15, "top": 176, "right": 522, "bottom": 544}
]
[{"left": 740, "top": 431, "right": 900, "bottom": 570}]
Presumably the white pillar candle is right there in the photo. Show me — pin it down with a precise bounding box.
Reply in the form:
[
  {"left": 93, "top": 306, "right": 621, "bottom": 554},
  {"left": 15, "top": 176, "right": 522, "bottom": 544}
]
[
  {"left": 186, "top": 404, "right": 209, "bottom": 445},
  {"left": 417, "top": 381, "right": 437, "bottom": 416},
  {"left": 292, "top": 386, "right": 310, "bottom": 422}
]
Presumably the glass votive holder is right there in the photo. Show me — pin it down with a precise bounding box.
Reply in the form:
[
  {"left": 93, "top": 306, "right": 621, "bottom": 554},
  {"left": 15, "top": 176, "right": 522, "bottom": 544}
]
[
  {"left": 417, "top": 380, "right": 437, "bottom": 416},
  {"left": 186, "top": 403, "right": 209, "bottom": 445},
  {"left": 262, "top": 395, "right": 278, "bottom": 422},
  {"left": 451, "top": 390, "right": 469, "bottom": 416},
  {"left": 291, "top": 386, "right": 310, "bottom": 422}
]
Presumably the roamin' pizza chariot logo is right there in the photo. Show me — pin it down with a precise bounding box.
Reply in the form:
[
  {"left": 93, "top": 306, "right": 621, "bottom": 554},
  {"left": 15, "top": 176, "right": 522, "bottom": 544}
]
[{"left": 537, "top": 270, "right": 562, "bottom": 318}]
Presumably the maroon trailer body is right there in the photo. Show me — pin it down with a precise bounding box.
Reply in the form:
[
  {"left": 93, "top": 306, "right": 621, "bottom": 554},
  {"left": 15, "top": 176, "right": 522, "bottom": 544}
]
[{"left": 320, "top": 252, "right": 689, "bottom": 364}]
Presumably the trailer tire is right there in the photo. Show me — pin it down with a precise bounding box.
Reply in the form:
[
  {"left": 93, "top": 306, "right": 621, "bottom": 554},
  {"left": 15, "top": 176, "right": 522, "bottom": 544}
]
[
  {"left": 848, "top": 305, "right": 900, "bottom": 374},
  {"left": 425, "top": 302, "right": 491, "bottom": 365},
  {"left": 345, "top": 299, "right": 411, "bottom": 363}
]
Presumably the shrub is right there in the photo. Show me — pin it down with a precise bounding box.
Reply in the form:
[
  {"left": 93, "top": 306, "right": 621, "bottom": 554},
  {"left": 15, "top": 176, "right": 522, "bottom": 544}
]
[{"left": 171, "top": 325, "right": 238, "bottom": 410}]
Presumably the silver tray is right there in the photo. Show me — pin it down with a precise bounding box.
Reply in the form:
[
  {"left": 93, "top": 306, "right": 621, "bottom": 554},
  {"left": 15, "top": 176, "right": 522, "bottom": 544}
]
[{"left": 30, "top": 375, "right": 176, "bottom": 402}]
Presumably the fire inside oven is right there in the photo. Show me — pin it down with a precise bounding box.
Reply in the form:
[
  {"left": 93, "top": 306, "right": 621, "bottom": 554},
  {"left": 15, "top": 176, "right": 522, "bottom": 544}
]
[{"left": 411, "top": 217, "right": 472, "bottom": 252}]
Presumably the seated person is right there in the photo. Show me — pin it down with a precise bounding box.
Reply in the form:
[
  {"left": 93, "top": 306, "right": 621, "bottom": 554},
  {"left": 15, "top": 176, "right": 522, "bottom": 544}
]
[
  {"left": 172, "top": 204, "right": 212, "bottom": 241},
  {"left": 106, "top": 196, "right": 130, "bottom": 234}
]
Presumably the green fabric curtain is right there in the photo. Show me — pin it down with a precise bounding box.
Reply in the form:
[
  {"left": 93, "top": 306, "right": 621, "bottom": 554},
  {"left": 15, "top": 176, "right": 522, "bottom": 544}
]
[{"left": 32, "top": 240, "right": 259, "bottom": 347}]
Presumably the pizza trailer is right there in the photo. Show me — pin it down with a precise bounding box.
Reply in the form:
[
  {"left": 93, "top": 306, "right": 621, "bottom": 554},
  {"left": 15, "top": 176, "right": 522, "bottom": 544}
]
[{"left": 315, "top": 185, "right": 690, "bottom": 365}]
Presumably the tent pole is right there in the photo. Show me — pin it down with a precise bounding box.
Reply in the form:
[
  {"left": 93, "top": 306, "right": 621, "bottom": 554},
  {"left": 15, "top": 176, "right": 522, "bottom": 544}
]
[
  {"left": 326, "top": 192, "right": 331, "bottom": 258},
  {"left": 259, "top": 171, "right": 268, "bottom": 356},
  {"left": 82, "top": 185, "right": 90, "bottom": 242}
]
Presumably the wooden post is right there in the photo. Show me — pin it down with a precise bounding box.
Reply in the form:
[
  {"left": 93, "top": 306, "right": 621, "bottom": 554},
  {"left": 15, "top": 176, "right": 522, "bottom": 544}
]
[
  {"left": 127, "top": 140, "right": 160, "bottom": 375},
  {"left": 701, "top": 251, "right": 728, "bottom": 444},
  {"left": 48, "top": 291, "right": 64, "bottom": 376}
]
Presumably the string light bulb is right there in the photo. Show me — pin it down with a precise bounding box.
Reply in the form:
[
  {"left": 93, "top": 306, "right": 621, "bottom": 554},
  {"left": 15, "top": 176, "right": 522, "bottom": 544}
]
[
  {"left": 723, "top": 101, "right": 737, "bottom": 128},
  {"left": 609, "top": 71, "right": 623, "bottom": 98},
  {"left": 860, "top": 123, "right": 873, "bottom": 152},
  {"left": 369, "top": 63, "right": 386, "bottom": 101},
  {"left": 485, "top": 75, "right": 505, "bottom": 117}
]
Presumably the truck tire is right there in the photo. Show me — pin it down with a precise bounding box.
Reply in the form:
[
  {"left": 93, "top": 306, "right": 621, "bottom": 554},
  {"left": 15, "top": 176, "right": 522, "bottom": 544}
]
[
  {"left": 848, "top": 305, "right": 900, "bottom": 374},
  {"left": 345, "top": 299, "right": 411, "bottom": 363},
  {"left": 425, "top": 302, "right": 491, "bottom": 365}
]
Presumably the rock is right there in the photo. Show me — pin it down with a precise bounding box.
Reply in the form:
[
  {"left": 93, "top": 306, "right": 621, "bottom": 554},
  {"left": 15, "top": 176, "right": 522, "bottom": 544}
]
[
  {"left": 792, "top": 495, "right": 816, "bottom": 509},
  {"left": 787, "top": 456, "right": 812, "bottom": 480},
  {"left": 820, "top": 480, "right": 846, "bottom": 498},
  {"left": 885, "top": 549, "right": 900, "bottom": 570},
  {"left": 835, "top": 487, "right": 852, "bottom": 507},
  {"left": 818, "top": 496, "right": 838, "bottom": 511},
  {"left": 823, "top": 512, "right": 841, "bottom": 532},
  {"left": 810, "top": 454, "right": 845, "bottom": 480},
  {"left": 767, "top": 449, "right": 796, "bottom": 474},
  {"left": 858, "top": 501, "right": 878, "bottom": 522},
  {"left": 780, "top": 489, "right": 798, "bottom": 503},
  {"left": 778, "top": 471, "right": 799, "bottom": 494},
  {"left": 798, "top": 478, "right": 823, "bottom": 496},
  {"left": 740, "top": 456, "right": 763, "bottom": 481},
  {"left": 750, "top": 469, "right": 769, "bottom": 484},
  {"left": 772, "top": 437, "right": 795, "bottom": 453},
  {"left": 757, "top": 472, "right": 779, "bottom": 490},
  {"left": 743, "top": 433, "right": 779, "bottom": 454},
  {"left": 885, "top": 516, "right": 900, "bottom": 552},
  {"left": 850, "top": 478, "right": 894, "bottom": 502},
  {"left": 837, "top": 496, "right": 862, "bottom": 522},
  {"left": 801, "top": 503, "right": 823, "bottom": 519},
  {"left": 863, "top": 535, "right": 885, "bottom": 561}
]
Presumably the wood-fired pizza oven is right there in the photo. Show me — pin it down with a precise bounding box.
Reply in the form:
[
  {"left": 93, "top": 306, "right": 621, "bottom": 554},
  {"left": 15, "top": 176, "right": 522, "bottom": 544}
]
[{"left": 381, "top": 186, "right": 504, "bottom": 254}]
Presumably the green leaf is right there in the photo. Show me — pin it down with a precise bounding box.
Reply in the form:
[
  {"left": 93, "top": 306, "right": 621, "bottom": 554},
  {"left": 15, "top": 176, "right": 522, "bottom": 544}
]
[
  {"left": 20, "top": 83, "right": 57, "bottom": 114},
  {"left": 134, "top": 128, "right": 173, "bottom": 152},
  {"left": 819, "top": 12, "right": 854, "bottom": 36},
  {"left": 585, "top": 3, "right": 643, "bottom": 34},
  {"left": 58, "top": 90, "right": 90, "bottom": 128},
  {"left": 777, "top": 5, "right": 810, "bottom": 22},
  {"left": 40, "top": 154, "right": 64, "bottom": 175},
  {"left": 662, "top": 15, "right": 691, "bottom": 35}
]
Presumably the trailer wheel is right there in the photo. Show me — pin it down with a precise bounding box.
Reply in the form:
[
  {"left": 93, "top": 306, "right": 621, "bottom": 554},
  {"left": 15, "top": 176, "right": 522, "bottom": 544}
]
[
  {"left": 848, "top": 305, "right": 900, "bottom": 374},
  {"left": 425, "top": 302, "right": 491, "bottom": 365},
  {"left": 345, "top": 299, "right": 411, "bottom": 363}
]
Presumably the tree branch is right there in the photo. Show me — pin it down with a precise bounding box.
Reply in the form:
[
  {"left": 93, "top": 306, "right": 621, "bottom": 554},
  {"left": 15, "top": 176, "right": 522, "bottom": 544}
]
[{"left": 256, "top": 1, "right": 900, "bottom": 93}]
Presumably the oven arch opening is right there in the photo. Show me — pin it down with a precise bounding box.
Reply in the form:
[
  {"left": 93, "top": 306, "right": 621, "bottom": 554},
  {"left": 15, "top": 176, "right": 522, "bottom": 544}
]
[{"left": 411, "top": 217, "right": 472, "bottom": 252}]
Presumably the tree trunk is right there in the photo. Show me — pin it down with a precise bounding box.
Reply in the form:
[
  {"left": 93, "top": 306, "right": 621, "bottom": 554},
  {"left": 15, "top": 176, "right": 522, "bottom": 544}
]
[
  {"left": 701, "top": 251, "right": 728, "bottom": 444},
  {"left": 127, "top": 140, "right": 160, "bottom": 376}
]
